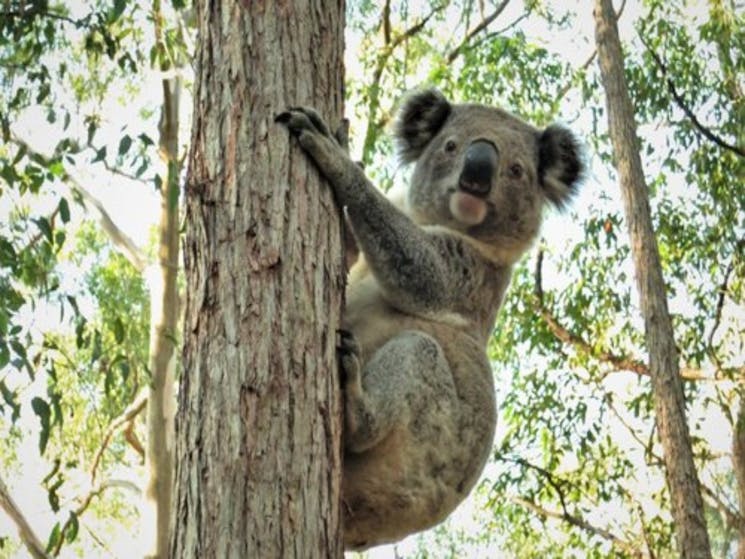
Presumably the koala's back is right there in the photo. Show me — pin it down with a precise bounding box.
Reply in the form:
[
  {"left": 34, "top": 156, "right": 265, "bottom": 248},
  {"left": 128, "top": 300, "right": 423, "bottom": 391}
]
[{"left": 342, "top": 259, "right": 496, "bottom": 549}]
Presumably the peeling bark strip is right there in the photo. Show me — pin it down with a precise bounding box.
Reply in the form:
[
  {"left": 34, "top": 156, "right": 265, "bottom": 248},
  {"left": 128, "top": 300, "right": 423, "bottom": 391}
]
[
  {"left": 592, "top": 1, "right": 712, "bottom": 557},
  {"left": 171, "top": 1, "right": 345, "bottom": 558}
]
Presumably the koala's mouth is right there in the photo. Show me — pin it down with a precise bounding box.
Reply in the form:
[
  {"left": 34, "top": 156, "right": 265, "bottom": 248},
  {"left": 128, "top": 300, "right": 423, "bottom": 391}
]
[{"left": 449, "top": 190, "right": 489, "bottom": 226}]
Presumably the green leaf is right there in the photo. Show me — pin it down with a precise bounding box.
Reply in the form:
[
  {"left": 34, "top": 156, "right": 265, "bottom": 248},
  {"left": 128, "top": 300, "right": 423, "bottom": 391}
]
[
  {"left": 138, "top": 133, "right": 154, "bottom": 146},
  {"left": 46, "top": 522, "right": 61, "bottom": 553},
  {"left": 48, "top": 160, "right": 65, "bottom": 178},
  {"left": 113, "top": 316, "right": 125, "bottom": 343},
  {"left": 31, "top": 397, "right": 51, "bottom": 455},
  {"left": 92, "top": 146, "right": 107, "bottom": 163},
  {"left": 118, "top": 134, "right": 132, "bottom": 156},
  {"left": 0, "top": 344, "right": 9, "bottom": 369},
  {"left": 33, "top": 217, "right": 53, "bottom": 243},
  {"left": 58, "top": 197, "right": 70, "bottom": 223},
  {"left": 65, "top": 511, "right": 79, "bottom": 543},
  {"left": 111, "top": 0, "right": 127, "bottom": 21},
  {"left": 0, "top": 380, "right": 20, "bottom": 423}
]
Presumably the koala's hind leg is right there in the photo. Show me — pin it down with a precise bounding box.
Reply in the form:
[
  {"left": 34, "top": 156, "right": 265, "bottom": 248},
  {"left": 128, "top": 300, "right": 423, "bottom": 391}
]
[{"left": 341, "top": 330, "right": 454, "bottom": 454}]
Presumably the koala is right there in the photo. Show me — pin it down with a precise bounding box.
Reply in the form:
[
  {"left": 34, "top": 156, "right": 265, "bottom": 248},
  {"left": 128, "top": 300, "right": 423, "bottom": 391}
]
[{"left": 276, "top": 89, "right": 583, "bottom": 550}]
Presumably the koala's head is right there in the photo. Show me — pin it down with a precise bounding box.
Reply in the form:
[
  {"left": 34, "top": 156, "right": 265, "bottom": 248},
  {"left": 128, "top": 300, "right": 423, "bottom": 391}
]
[{"left": 394, "top": 89, "right": 584, "bottom": 261}]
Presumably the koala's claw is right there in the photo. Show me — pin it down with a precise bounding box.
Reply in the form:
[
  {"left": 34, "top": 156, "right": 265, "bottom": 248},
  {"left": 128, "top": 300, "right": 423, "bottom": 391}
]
[
  {"left": 338, "top": 329, "right": 361, "bottom": 356},
  {"left": 337, "top": 329, "right": 362, "bottom": 393}
]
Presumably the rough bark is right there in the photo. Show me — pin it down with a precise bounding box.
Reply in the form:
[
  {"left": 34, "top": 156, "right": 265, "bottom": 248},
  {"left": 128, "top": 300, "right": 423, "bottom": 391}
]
[
  {"left": 170, "top": 1, "right": 345, "bottom": 558},
  {"left": 592, "top": 1, "right": 712, "bottom": 557}
]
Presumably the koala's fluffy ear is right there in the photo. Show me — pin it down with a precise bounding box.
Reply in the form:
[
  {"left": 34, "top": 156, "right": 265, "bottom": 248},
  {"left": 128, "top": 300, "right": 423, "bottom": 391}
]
[
  {"left": 538, "top": 125, "right": 585, "bottom": 209},
  {"left": 394, "top": 89, "right": 452, "bottom": 163}
]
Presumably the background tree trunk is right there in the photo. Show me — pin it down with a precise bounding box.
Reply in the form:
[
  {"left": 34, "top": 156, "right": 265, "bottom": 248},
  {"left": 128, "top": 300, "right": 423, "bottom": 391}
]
[
  {"left": 593, "top": 1, "right": 712, "bottom": 557},
  {"left": 170, "top": 2, "right": 346, "bottom": 557},
  {"left": 142, "top": 3, "right": 181, "bottom": 556}
]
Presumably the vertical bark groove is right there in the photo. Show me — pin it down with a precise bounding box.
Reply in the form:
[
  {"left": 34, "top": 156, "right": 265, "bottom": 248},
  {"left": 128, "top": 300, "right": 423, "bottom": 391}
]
[
  {"left": 171, "top": 1, "right": 345, "bottom": 557},
  {"left": 593, "top": 1, "right": 712, "bottom": 557}
]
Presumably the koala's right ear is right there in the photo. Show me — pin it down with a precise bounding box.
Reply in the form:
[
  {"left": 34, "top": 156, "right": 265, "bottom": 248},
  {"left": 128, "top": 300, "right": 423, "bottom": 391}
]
[{"left": 394, "top": 89, "right": 452, "bottom": 163}]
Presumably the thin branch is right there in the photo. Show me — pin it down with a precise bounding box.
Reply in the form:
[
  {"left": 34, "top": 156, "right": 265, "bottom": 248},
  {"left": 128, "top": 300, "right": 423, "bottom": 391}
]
[
  {"left": 1, "top": 7, "right": 87, "bottom": 27},
  {"left": 382, "top": 0, "right": 391, "bottom": 45},
  {"left": 701, "top": 483, "right": 742, "bottom": 531},
  {"left": 446, "top": 0, "right": 510, "bottom": 63},
  {"left": 639, "top": 38, "right": 745, "bottom": 158},
  {"left": 605, "top": 394, "right": 659, "bottom": 466},
  {"left": 707, "top": 240, "right": 743, "bottom": 368},
  {"left": 124, "top": 419, "right": 145, "bottom": 459},
  {"left": 90, "top": 389, "right": 148, "bottom": 484},
  {"left": 609, "top": 395, "right": 742, "bottom": 530},
  {"left": 0, "top": 473, "right": 50, "bottom": 559},
  {"left": 86, "top": 142, "right": 149, "bottom": 184},
  {"left": 10, "top": 134, "right": 147, "bottom": 272},
  {"left": 507, "top": 495, "right": 642, "bottom": 556},
  {"left": 82, "top": 524, "right": 119, "bottom": 558},
  {"left": 52, "top": 479, "right": 141, "bottom": 556},
  {"left": 635, "top": 502, "right": 658, "bottom": 559},
  {"left": 361, "top": 3, "right": 447, "bottom": 161}
]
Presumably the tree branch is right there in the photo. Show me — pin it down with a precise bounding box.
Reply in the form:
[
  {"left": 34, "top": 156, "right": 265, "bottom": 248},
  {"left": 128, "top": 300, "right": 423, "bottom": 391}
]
[
  {"left": 446, "top": 0, "right": 510, "bottom": 63},
  {"left": 90, "top": 389, "right": 148, "bottom": 484},
  {"left": 52, "top": 479, "right": 141, "bottom": 556},
  {"left": 533, "top": 248, "right": 734, "bottom": 382},
  {"left": 639, "top": 38, "right": 745, "bottom": 158},
  {"left": 0, "top": 6, "right": 87, "bottom": 27},
  {"left": 0, "top": 473, "right": 50, "bottom": 559}
]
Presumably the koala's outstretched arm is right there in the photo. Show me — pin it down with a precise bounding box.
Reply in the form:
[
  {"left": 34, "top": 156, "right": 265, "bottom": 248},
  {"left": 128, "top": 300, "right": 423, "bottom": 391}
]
[{"left": 276, "top": 108, "right": 451, "bottom": 312}]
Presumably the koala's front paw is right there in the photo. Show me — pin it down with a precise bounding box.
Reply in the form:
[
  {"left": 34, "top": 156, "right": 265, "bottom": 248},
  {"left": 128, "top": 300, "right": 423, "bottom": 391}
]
[
  {"left": 275, "top": 106, "right": 334, "bottom": 140},
  {"left": 338, "top": 329, "right": 362, "bottom": 398},
  {"left": 276, "top": 107, "right": 353, "bottom": 186}
]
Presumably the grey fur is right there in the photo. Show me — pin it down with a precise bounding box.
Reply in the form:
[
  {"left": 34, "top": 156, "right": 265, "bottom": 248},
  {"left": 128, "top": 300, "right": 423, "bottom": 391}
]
[{"left": 276, "top": 89, "right": 584, "bottom": 550}]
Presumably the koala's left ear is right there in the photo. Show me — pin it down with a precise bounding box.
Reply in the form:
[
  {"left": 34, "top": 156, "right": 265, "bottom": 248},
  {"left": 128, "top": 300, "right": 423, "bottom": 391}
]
[
  {"left": 537, "top": 125, "right": 585, "bottom": 209},
  {"left": 394, "top": 88, "right": 453, "bottom": 163}
]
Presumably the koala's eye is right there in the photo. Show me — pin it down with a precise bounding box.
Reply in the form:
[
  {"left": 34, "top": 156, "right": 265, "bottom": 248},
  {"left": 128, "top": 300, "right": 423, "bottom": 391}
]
[
  {"left": 444, "top": 140, "right": 457, "bottom": 153},
  {"left": 508, "top": 163, "right": 524, "bottom": 179}
]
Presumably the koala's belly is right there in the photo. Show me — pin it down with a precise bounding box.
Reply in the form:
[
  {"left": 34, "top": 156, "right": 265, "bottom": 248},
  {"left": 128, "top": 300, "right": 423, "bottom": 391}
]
[{"left": 343, "top": 273, "right": 459, "bottom": 359}]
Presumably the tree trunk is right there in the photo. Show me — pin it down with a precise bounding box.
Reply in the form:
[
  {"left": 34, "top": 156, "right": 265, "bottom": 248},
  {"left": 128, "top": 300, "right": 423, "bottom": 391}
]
[
  {"left": 170, "top": 1, "right": 346, "bottom": 557},
  {"left": 592, "top": 1, "right": 712, "bottom": 557}
]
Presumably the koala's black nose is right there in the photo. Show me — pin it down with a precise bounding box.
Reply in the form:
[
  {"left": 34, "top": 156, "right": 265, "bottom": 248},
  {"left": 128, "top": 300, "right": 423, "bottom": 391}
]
[{"left": 459, "top": 140, "right": 498, "bottom": 196}]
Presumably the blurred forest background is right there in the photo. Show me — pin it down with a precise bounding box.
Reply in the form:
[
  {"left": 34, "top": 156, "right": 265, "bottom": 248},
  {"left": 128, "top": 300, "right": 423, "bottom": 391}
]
[{"left": 0, "top": 0, "right": 742, "bottom": 557}]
